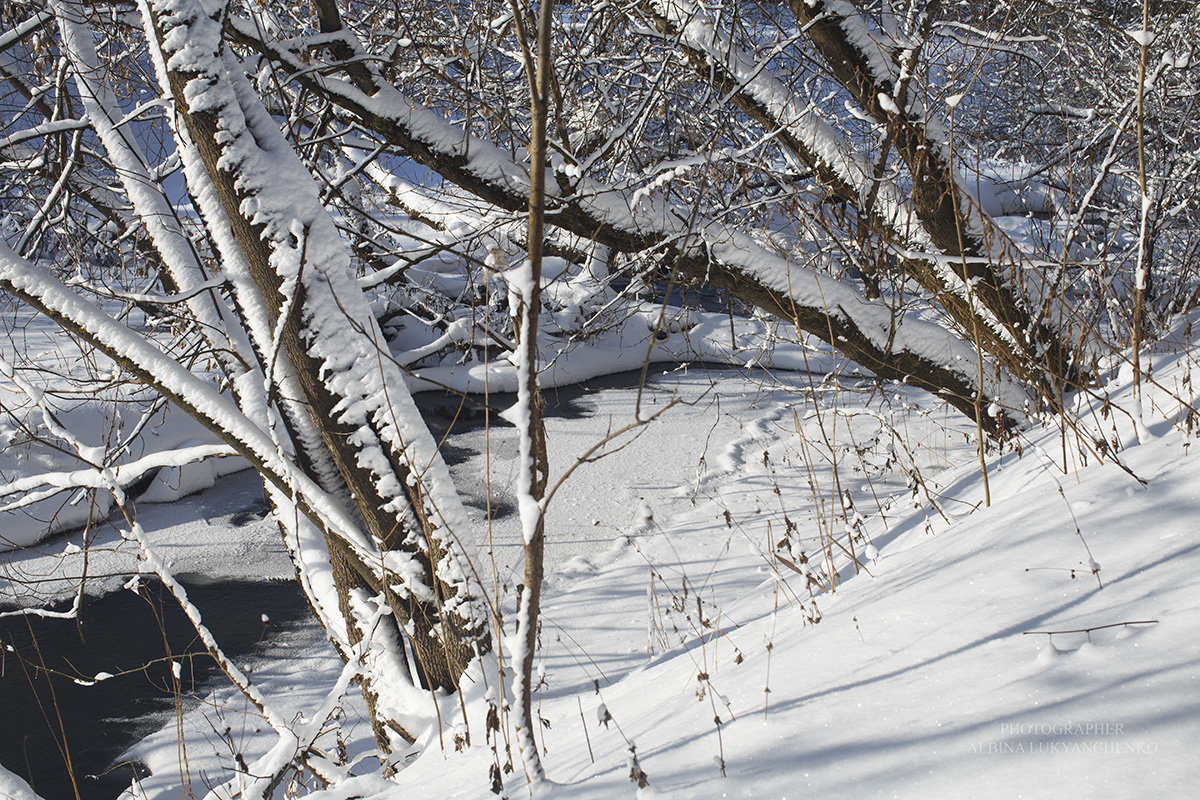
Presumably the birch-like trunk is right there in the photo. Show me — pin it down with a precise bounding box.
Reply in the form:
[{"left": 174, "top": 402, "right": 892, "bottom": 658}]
[{"left": 508, "top": 0, "right": 554, "bottom": 783}]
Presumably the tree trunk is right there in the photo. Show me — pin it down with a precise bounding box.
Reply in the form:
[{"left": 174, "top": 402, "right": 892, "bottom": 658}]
[{"left": 138, "top": 0, "right": 490, "bottom": 746}]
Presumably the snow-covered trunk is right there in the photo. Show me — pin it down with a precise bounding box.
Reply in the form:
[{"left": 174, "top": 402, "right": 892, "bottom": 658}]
[
  {"left": 52, "top": 0, "right": 356, "bottom": 650},
  {"left": 51, "top": 0, "right": 244, "bottom": 372},
  {"left": 1131, "top": 0, "right": 1154, "bottom": 394},
  {"left": 54, "top": 0, "right": 377, "bottom": 682},
  {"left": 137, "top": 0, "right": 490, "bottom": 746},
  {"left": 642, "top": 0, "right": 1019, "bottom": 395},
  {"left": 642, "top": 0, "right": 918, "bottom": 242},
  {"left": 785, "top": 0, "right": 1084, "bottom": 397},
  {"left": 507, "top": 0, "right": 554, "bottom": 783},
  {"left": 0, "top": 238, "right": 445, "bottom": 785}
]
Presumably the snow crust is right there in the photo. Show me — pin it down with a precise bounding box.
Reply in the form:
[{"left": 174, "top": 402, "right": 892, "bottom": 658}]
[{"left": 0, "top": 763, "right": 42, "bottom": 800}]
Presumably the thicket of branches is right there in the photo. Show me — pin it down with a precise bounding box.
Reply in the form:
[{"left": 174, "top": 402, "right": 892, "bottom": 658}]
[{"left": 2, "top": 0, "right": 1198, "bottom": 794}]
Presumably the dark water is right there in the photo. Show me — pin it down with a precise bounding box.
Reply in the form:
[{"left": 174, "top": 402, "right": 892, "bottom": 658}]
[
  {"left": 610, "top": 275, "right": 747, "bottom": 315},
  {"left": 416, "top": 368, "right": 624, "bottom": 436},
  {"left": 0, "top": 381, "right": 602, "bottom": 800},
  {"left": 0, "top": 580, "right": 310, "bottom": 799}
]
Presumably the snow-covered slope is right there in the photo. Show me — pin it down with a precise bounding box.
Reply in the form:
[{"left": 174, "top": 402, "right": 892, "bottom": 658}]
[{"left": 116, "top": 320, "right": 1200, "bottom": 799}]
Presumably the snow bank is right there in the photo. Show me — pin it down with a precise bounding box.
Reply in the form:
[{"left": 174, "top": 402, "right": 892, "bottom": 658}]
[
  {"left": 0, "top": 304, "right": 245, "bottom": 551},
  {"left": 111, "top": 312, "right": 1200, "bottom": 798}
]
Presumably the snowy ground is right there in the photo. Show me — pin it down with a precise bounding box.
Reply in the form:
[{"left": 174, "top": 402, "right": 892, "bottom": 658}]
[
  {"left": 0, "top": 468, "right": 291, "bottom": 605},
  {"left": 4, "top": 310, "right": 1200, "bottom": 799},
  {"left": 432, "top": 363, "right": 847, "bottom": 587},
  {"left": 0, "top": 363, "right": 802, "bottom": 606},
  {"left": 84, "top": 324, "right": 1200, "bottom": 800}
]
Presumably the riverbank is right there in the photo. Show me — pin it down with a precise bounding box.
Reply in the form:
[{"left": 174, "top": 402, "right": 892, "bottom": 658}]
[
  {"left": 3, "top": 364, "right": 826, "bottom": 797},
  {"left": 5, "top": 329, "right": 1200, "bottom": 798},
  {"left": 122, "top": 330, "right": 1200, "bottom": 798}
]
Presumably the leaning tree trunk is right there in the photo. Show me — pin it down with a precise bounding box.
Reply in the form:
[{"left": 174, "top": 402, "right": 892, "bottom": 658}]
[
  {"left": 135, "top": 0, "right": 491, "bottom": 749},
  {"left": 643, "top": 0, "right": 1083, "bottom": 408},
  {"left": 784, "top": 0, "right": 1084, "bottom": 392}
]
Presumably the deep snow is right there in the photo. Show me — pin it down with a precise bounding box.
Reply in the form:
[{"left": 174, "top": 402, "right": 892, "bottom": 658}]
[
  {"left": 39, "top": 324, "right": 1192, "bottom": 799},
  {"left": 2, "top": 289, "right": 1199, "bottom": 800}
]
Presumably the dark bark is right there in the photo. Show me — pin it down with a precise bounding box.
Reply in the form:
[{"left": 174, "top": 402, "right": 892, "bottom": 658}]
[{"left": 142, "top": 0, "right": 486, "bottom": 725}]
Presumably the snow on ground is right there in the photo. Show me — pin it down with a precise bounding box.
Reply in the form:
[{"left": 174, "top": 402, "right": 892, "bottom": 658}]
[
  {"left": 436, "top": 363, "right": 847, "bottom": 587},
  {"left": 4, "top": 294, "right": 1198, "bottom": 799},
  {"left": 0, "top": 297, "right": 287, "bottom": 602},
  {"left": 0, "top": 362, "right": 804, "bottom": 607},
  {"left": 111, "top": 319, "right": 1200, "bottom": 799},
  {"left": 0, "top": 298, "right": 248, "bottom": 553},
  {"left": 0, "top": 290, "right": 833, "bottom": 603},
  {"left": 0, "top": 468, "right": 292, "bottom": 606}
]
